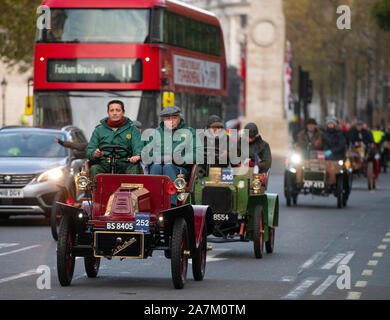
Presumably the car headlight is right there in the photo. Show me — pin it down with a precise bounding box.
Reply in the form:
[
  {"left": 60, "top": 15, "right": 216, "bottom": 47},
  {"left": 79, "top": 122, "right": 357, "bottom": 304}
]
[
  {"left": 75, "top": 170, "right": 90, "bottom": 190},
  {"left": 174, "top": 171, "right": 186, "bottom": 192},
  {"left": 338, "top": 160, "right": 344, "bottom": 166},
  {"left": 177, "top": 192, "right": 186, "bottom": 202},
  {"left": 174, "top": 177, "right": 186, "bottom": 191},
  {"left": 37, "top": 167, "right": 64, "bottom": 183},
  {"left": 291, "top": 153, "right": 302, "bottom": 164}
]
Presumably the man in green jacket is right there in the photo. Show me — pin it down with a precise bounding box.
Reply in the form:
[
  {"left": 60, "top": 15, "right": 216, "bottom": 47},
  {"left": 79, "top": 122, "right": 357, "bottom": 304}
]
[
  {"left": 145, "top": 106, "right": 202, "bottom": 206},
  {"left": 86, "top": 100, "right": 144, "bottom": 181}
]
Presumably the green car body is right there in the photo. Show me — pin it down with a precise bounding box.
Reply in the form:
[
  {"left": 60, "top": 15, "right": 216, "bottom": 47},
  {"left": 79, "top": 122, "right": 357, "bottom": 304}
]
[{"left": 193, "top": 167, "right": 279, "bottom": 258}]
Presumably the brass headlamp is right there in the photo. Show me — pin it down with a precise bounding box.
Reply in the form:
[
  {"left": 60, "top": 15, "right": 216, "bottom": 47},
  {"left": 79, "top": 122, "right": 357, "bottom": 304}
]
[
  {"left": 251, "top": 174, "right": 262, "bottom": 194},
  {"left": 174, "top": 171, "right": 187, "bottom": 202},
  {"left": 75, "top": 169, "right": 90, "bottom": 191}
]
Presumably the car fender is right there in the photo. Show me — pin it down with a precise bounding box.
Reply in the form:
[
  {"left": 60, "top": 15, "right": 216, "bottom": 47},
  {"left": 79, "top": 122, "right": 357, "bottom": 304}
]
[
  {"left": 161, "top": 204, "right": 213, "bottom": 252},
  {"left": 246, "top": 193, "right": 279, "bottom": 241},
  {"left": 56, "top": 202, "right": 88, "bottom": 234}
]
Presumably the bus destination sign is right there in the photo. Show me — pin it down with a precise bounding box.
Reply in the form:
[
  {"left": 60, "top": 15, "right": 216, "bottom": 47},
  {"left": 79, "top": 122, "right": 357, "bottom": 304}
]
[{"left": 47, "top": 58, "right": 142, "bottom": 83}]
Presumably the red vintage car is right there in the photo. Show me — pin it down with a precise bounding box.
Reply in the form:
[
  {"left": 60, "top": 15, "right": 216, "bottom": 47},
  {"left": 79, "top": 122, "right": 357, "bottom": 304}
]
[{"left": 56, "top": 146, "right": 213, "bottom": 289}]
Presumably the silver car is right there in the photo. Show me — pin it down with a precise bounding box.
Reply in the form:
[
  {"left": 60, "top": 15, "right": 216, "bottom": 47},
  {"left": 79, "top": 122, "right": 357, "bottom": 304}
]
[{"left": 0, "top": 126, "right": 87, "bottom": 218}]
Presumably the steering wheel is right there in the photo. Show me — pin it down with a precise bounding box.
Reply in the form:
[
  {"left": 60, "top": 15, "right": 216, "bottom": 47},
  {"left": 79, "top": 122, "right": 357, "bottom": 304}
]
[{"left": 100, "top": 145, "right": 131, "bottom": 174}]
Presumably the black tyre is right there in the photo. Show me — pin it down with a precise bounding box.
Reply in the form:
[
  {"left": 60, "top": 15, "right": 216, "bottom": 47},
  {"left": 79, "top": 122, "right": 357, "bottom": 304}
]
[
  {"left": 336, "top": 176, "right": 344, "bottom": 209},
  {"left": 57, "top": 216, "right": 75, "bottom": 286},
  {"left": 192, "top": 223, "right": 207, "bottom": 281},
  {"left": 367, "top": 161, "right": 374, "bottom": 190},
  {"left": 171, "top": 217, "right": 189, "bottom": 289},
  {"left": 84, "top": 256, "right": 100, "bottom": 278},
  {"left": 284, "top": 172, "right": 292, "bottom": 207},
  {"left": 265, "top": 227, "right": 275, "bottom": 254},
  {"left": 50, "top": 191, "right": 65, "bottom": 241},
  {"left": 253, "top": 205, "right": 264, "bottom": 259}
]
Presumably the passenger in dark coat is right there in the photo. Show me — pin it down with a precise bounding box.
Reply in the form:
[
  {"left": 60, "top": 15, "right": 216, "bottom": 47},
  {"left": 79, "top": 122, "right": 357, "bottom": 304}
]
[
  {"left": 200, "top": 115, "right": 229, "bottom": 168},
  {"left": 322, "top": 118, "right": 347, "bottom": 161},
  {"left": 348, "top": 120, "right": 374, "bottom": 147},
  {"left": 295, "top": 118, "right": 323, "bottom": 159},
  {"left": 240, "top": 122, "right": 272, "bottom": 174}
]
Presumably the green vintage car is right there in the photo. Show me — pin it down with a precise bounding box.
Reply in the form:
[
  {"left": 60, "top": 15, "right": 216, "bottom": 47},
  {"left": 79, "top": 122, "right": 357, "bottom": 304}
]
[{"left": 193, "top": 167, "right": 279, "bottom": 258}]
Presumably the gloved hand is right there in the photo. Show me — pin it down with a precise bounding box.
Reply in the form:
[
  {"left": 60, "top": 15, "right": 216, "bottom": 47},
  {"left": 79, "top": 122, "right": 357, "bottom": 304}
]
[
  {"left": 325, "top": 150, "right": 332, "bottom": 158},
  {"left": 259, "top": 172, "right": 267, "bottom": 185}
]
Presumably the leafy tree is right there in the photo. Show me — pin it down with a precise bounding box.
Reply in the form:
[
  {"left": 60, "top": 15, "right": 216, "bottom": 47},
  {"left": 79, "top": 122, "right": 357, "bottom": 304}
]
[
  {"left": 371, "top": 0, "right": 390, "bottom": 31},
  {"left": 0, "top": 0, "right": 42, "bottom": 72}
]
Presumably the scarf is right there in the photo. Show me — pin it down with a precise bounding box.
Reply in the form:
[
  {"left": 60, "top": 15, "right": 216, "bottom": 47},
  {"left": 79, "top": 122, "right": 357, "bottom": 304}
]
[{"left": 107, "top": 117, "right": 125, "bottom": 128}]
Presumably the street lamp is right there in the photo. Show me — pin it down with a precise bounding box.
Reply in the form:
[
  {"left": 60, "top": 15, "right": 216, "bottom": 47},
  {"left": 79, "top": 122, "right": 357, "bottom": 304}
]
[{"left": 1, "top": 77, "right": 7, "bottom": 127}]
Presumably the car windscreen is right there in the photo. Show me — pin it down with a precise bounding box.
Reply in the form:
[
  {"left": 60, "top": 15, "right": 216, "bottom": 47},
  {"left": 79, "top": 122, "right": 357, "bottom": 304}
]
[
  {"left": 0, "top": 132, "right": 67, "bottom": 158},
  {"left": 36, "top": 9, "right": 150, "bottom": 43}
]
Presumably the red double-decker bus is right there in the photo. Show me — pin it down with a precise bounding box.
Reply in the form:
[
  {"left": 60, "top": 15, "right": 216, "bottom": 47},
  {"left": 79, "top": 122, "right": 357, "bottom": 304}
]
[{"left": 34, "top": 0, "right": 227, "bottom": 138}]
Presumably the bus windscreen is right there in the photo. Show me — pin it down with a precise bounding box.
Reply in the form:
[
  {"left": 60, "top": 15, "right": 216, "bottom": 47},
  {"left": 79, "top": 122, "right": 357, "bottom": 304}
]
[{"left": 36, "top": 9, "right": 150, "bottom": 43}]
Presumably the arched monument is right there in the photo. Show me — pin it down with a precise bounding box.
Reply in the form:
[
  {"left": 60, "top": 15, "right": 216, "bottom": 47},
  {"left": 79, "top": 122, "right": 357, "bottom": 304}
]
[{"left": 243, "top": 0, "right": 289, "bottom": 159}]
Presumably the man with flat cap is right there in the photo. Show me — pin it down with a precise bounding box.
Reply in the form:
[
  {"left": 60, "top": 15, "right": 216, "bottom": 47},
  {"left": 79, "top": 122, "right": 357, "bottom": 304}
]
[
  {"left": 146, "top": 106, "right": 202, "bottom": 206},
  {"left": 295, "top": 118, "right": 323, "bottom": 159}
]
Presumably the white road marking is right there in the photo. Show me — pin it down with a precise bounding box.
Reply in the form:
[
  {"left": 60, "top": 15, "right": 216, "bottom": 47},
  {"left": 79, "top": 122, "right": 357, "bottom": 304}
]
[
  {"left": 367, "top": 260, "right": 378, "bottom": 266},
  {"left": 311, "top": 275, "right": 338, "bottom": 296},
  {"left": 346, "top": 291, "right": 362, "bottom": 300},
  {"left": 0, "top": 269, "right": 39, "bottom": 285},
  {"left": 298, "top": 251, "right": 326, "bottom": 274},
  {"left": 281, "top": 277, "right": 319, "bottom": 300},
  {"left": 355, "top": 281, "right": 367, "bottom": 288},
  {"left": 280, "top": 276, "right": 296, "bottom": 282},
  {"left": 361, "top": 269, "right": 373, "bottom": 276},
  {"left": 321, "top": 253, "right": 346, "bottom": 270},
  {"left": 0, "top": 243, "right": 19, "bottom": 249},
  {"left": 338, "top": 251, "right": 355, "bottom": 265},
  {"left": 373, "top": 252, "right": 383, "bottom": 258},
  {"left": 0, "top": 245, "right": 41, "bottom": 257}
]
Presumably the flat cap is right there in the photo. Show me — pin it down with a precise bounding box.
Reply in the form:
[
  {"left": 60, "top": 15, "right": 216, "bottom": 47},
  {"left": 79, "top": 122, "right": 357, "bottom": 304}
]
[
  {"left": 305, "top": 118, "right": 317, "bottom": 125},
  {"left": 207, "top": 115, "right": 224, "bottom": 128},
  {"left": 160, "top": 106, "right": 181, "bottom": 117}
]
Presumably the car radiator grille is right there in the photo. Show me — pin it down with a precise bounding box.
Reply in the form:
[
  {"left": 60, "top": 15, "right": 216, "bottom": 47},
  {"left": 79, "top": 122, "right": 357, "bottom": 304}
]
[
  {"left": 201, "top": 186, "right": 233, "bottom": 213},
  {"left": 0, "top": 174, "right": 36, "bottom": 185},
  {"left": 303, "top": 170, "right": 325, "bottom": 181}
]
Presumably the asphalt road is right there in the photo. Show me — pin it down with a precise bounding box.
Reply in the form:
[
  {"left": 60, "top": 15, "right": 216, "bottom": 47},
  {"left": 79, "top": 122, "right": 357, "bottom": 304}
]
[{"left": 1, "top": 170, "right": 389, "bottom": 302}]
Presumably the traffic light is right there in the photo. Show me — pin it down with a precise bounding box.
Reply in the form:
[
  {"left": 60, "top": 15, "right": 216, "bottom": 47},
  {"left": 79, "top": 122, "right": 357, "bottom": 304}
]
[
  {"left": 298, "top": 67, "right": 313, "bottom": 105},
  {"left": 306, "top": 79, "right": 313, "bottom": 104}
]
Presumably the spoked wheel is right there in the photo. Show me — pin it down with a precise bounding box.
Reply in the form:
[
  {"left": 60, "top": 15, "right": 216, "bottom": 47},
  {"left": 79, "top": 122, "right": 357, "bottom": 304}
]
[
  {"left": 171, "top": 217, "right": 189, "bottom": 289},
  {"left": 265, "top": 226, "right": 275, "bottom": 254},
  {"left": 84, "top": 256, "right": 100, "bottom": 278},
  {"left": 50, "top": 191, "right": 65, "bottom": 241},
  {"left": 367, "top": 161, "right": 375, "bottom": 190},
  {"left": 192, "top": 223, "right": 207, "bottom": 281},
  {"left": 253, "top": 205, "right": 264, "bottom": 259},
  {"left": 336, "top": 176, "right": 344, "bottom": 209},
  {"left": 57, "top": 215, "right": 75, "bottom": 286}
]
